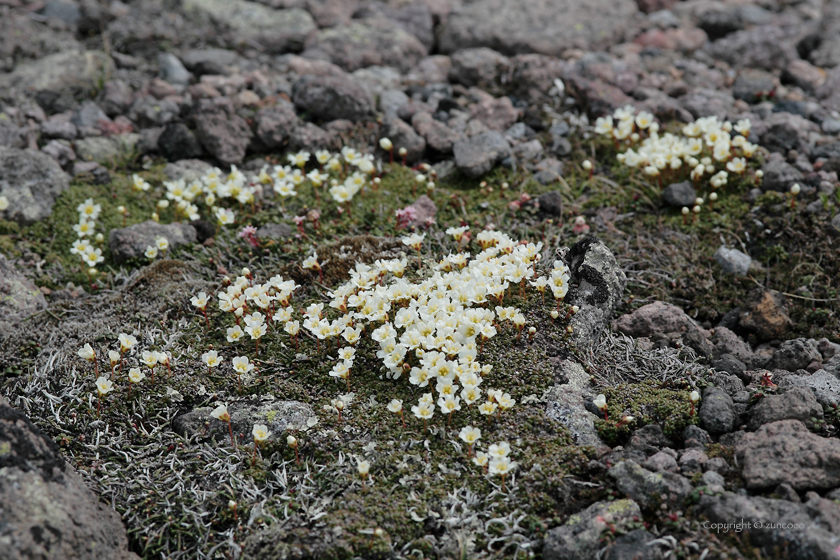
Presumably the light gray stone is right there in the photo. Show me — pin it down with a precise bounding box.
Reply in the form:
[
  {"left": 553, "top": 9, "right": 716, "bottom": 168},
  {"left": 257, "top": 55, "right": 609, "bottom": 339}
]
[{"left": 714, "top": 246, "right": 751, "bottom": 276}]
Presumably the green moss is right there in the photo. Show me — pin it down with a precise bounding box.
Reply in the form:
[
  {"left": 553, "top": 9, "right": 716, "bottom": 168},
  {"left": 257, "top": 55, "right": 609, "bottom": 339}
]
[{"left": 595, "top": 379, "right": 697, "bottom": 445}]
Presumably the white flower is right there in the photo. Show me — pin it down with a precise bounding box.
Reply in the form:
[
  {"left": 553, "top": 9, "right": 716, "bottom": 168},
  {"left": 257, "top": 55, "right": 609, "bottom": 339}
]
[
  {"left": 489, "top": 456, "right": 517, "bottom": 475},
  {"left": 145, "top": 246, "right": 158, "bottom": 259},
  {"left": 118, "top": 333, "right": 137, "bottom": 353},
  {"left": 690, "top": 390, "right": 701, "bottom": 403},
  {"left": 459, "top": 426, "right": 481, "bottom": 445},
  {"left": 252, "top": 424, "right": 271, "bottom": 442},
  {"left": 156, "top": 236, "right": 169, "bottom": 251},
  {"left": 387, "top": 399, "right": 402, "bottom": 413},
  {"left": 201, "top": 350, "right": 222, "bottom": 368},
  {"left": 232, "top": 356, "right": 254, "bottom": 375},
  {"left": 128, "top": 367, "right": 146, "bottom": 384},
  {"left": 357, "top": 458, "right": 370, "bottom": 477},
  {"left": 488, "top": 441, "right": 511, "bottom": 459},
  {"left": 593, "top": 394, "right": 607, "bottom": 411},
  {"left": 78, "top": 343, "right": 96, "bottom": 362},
  {"left": 95, "top": 376, "right": 113, "bottom": 396},
  {"left": 191, "top": 292, "right": 208, "bottom": 310},
  {"left": 0, "top": 195, "right": 9, "bottom": 211},
  {"left": 210, "top": 404, "right": 230, "bottom": 421}
]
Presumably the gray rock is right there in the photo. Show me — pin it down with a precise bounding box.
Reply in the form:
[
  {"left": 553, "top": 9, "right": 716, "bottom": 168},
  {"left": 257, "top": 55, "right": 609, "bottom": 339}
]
[
  {"left": 696, "top": 8, "right": 743, "bottom": 41},
  {"left": 72, "top": 101, "right": 111, "bottom": 134},
  {"left": 303, "top": 19, "right": 427, "bottom": 73},
  {"left": 567, "top": 238, "right": 628, "bottom": 348},
  {"left": 412, "top": 112, "right": 462, "bottom": 154},
  {"left": 183, "top": 0, "right": 315, "bottom": 53},
  {"left": 642, "top": 450, "right": 679, "bottom": 472},
  {"left": 41, "top": 118, "right": 78, "bottom": 141},
  {"left": 292, "top": 75, "right": 372, "bottom": 123},
  {"left": 288, "top": 122, "right": 339, "bottom": 153},
  {"left": 544, "top": 360, "right": 602, "bottom": 447},
  {"left": 158, "top": 124, "right": 203, "bottom": 161},
  {"left": 448, "top": 48, "right": 511, "bottom": 92},
  {"left": 732, "top": 69, "right": 775, "bottom": 103},
  {"left": 607, "top": 460, "right": 693, "bottom": 509},
  {"left": 164, "top": 159, "right": 212, "bottom": 183},
  {"left": 701, "top": 470, "right": 725, "bottom": 488},
  {"left": 711, "top": 327, "right": 753, "bottom": 365},
  {"left": 679, "top": 447, "right": 708, "bottom": 474},
  {"left": 181, "top": 48, "right": 241, "bottom": 76},
  {"left": 439, "top": 0, "right": 638, "bottom": 57},
  {"left": 379, "top": 89, "right": 409, "bottom": 119},
  {"left": 712, "top": 355, "right": 748, "bottom": 382},
  {"left": 382, "top": 117, "right": 426, "bottom": 165},
  {"left": 810, "top": 36, "right": 840, "bottom": 69},
  {"left": 768, "top": 339, "right": 822, "bottom": 372},
  {"left": 822, "top": 118, "right": 840, "bottom": 136},
  {"left": 714, "top": 246, "right": 751, "bottom": 276},
  {"left": 194, "top": 99, "right": 252, "bottom": 165},
  {"left": 0, "top": 147, "right": 71, "bottom": 225},
  {"left": 470, "top": 96, "right": 519, "bottom": 132},
  {"left": 0, "top": 396, "right": 139, "bottom": 560},
  {"left": 679, "top": 87, "right": 736, "bottom": 121},
  {"left": 355, "top": 1, "right": 434, "bottom": 51},
  {"left": 0, "top": 256, "right": 47, "bottom": 336},
  {"left": 832, "top": 213, "right": 840, "bottom": 235},
  {"left": 780, "top": 369, "right": 840, "bottom": 408},
  {"left": 700, "top": 387, "right": 736, "bottom": 435},
  {"left": 256, "top": 223, "right": 293, "bottom": 240},
  {"left": 543, "top": 499, "right": 641, "bottom": 560},
  {"left": 737, "top": 419, "right": 840, "bottom": 490},
  {"left": 705, "top": 26, "right": 796, "bottom": 71},
  {"left": 128, "top": 96, "right": 180, "bottom": 128},
  {"left": 108, "top": 220, "right": 197, "bottom": 264},
  {"left": 661, "top": 181, "right": 696, "bottom": 208},
  {"left": 255, "top": 100, "right": 300, "bottom": 150},
  {"left": 683, "top": 424, "right": 712, "bottom": 447},
  {"left": 747, "top": 387, "right": 824, "bottom": 431},
  {"left": 100, "top": 80, "right": 134, "bottom": 118},
  {"left": 511, "top": 139, "right": 544, "bottom": 163},
  {"left": 453, "top": 131, "right": 510, "bottom": 177},
  {"left": 351, "top": 66, "right": 402, "bottom": 102},
  {"left": 41, "top": 0, "right": 82, "bottom": 26},
  {"left": 605, "top": 529, "right": 664, "bottom": 560},
  {"left": 697, "top": 491, "right": 840, "bottom": 558},
  {"left": 73, "top": 134, "right": 140, "bottom": 164},
  {"left": 0, "top": 50, "right": 114, "bottom": 96},
  {"left": 628, "top": 424, "right": 675, "bottom": 455},
  {"left": 157, "top": 53, "right": 191, "bottom": 87},
  {"left": 613, "top": 301, "right": 697, "bottom": 339},
  {"left": 172, "top": 399, "right": 315, "bottom": 444},
  {"left": 41, "top": 140, "right": 76, "bottom": 170},
  {"left": 537, "top": 191, "right": 563, "bottom": 216}
]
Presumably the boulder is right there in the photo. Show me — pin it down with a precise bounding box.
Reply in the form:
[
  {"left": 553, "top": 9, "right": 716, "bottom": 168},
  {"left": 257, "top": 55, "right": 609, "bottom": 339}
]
[
  {"left": 0, "top": 147, "right": 71, "bottom": 225},
  {"left": 747, "top": 387, "right": 824, "bottom": 431},
  {"left": 697, "top": 492, "right": 840, "bottom": 558},
  {"left": 292, "top": 75, "right": 373, "bottom": 123},
  {"left": 543, "top": 499, "right": 642, "bottom": 560},
  {"left": 453, "top": 131, "right": 511, "bottom": 177},
  {"left": 567, "top": 238, "right": 628, "bottom": 348},
  {"left": 607, "top": 460, "right": 694, "bottom": 509},
  {"left": 172, "top": 399, "right": 315, "bottom": 443},
  {"left": 108, "top": 221, "right": 198, "bottom": 264},
  {"left": 736, "top": 420, "right": 840, "bottom": 490},
  {"left": 0, "top": 396, "right": 139, "bottom": 560},
  {"left": 182, "top": 0, "right": 315, "bottom": 53},
  {"left": 699, "top": 387, "right": 737, "bottom": 435},
  {"left": 439, "top": 0, "right": 638, "bottom": 57},
  {"left": 303, "top": 19, "right": 427, "bottom": 73}
]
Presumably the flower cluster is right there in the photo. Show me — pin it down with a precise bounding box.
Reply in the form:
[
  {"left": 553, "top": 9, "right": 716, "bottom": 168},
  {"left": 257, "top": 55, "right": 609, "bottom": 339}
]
[
  {"left": 155, "top": 166, "right": 241, "bottom": 227},
  {"left": 594, "top": 106, "right": 757, "bottom": 197},
  {"left": 69, "top": 198, "right": 105, "bottom": 270}
]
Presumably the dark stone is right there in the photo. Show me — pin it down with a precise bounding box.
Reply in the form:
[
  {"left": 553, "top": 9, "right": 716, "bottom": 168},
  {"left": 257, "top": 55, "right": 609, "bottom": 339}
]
[
  {"left": 697, "top": 9, "right": 743, "bottom": 41},
  {"left": 747, "top": 387, "right": 824, "bottom": 431},
  {"left": 453, "top": 131, "right": 511, "bottom": 177},
  {"left": 566, "top": 238, "right": 628, "bottom": 348},
  {"left": 700, "top": 387, "right": 736, "bottom": 435},
  {"left": 157, "top": 123, "right": 203, "bottom": 161},
  {"left": 732, "top": 69, "right": 775, "bottom": 103},
  {"left": 0, "top": 396, "right": 140, "bottom": 560},
  {"left": 661, "top": 181, "right": 696, "bottom": 208},
  {"left": 292, "top": 75, "right": 373, "bottom": 123}
]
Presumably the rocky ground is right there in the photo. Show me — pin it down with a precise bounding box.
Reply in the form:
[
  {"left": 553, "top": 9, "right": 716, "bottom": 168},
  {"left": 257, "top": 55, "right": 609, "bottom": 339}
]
[{"left": 2, "top": 0, "right": 840, "bottom": 559}]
